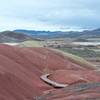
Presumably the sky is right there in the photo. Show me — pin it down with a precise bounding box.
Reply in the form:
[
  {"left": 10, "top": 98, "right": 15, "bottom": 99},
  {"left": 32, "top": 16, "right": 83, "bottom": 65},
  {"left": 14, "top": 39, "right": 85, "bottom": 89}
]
[{"left": 0, "top": 0, "right": 100, "bottom": 31}]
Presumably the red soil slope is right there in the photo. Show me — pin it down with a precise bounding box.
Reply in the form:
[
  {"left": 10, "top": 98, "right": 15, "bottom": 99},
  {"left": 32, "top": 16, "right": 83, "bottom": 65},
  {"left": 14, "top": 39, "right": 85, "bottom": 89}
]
[
  {"left": 49, "top": 70, "right": 100, "bottom": 84},
  {"left": 0, "top": 44, "right": 99, "bottom": 100}
]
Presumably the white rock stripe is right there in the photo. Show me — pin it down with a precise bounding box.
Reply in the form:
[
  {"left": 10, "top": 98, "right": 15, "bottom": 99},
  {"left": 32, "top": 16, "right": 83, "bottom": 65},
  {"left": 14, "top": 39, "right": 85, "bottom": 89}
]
[{"left": 40, "top": 74, "right": 68, "bottom": 88}]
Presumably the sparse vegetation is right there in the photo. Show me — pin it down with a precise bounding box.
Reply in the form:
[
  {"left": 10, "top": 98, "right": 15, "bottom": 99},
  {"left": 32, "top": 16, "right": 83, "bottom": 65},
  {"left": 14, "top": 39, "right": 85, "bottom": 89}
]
[
  {"left": 59, "top": 48, "right": 100, "bottom": 58},
  {"left": 18, "top": 40, "right": 44, "bottom": 47},
  {"left": 51, "top": 48, "right": 97, "bottom": 69}
]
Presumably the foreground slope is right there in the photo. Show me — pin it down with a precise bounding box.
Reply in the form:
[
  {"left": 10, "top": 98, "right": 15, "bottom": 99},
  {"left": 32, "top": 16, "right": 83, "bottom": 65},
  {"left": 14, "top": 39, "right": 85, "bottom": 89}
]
[{"left": 0, "top": 44, "right": 99, "bottom": 100}]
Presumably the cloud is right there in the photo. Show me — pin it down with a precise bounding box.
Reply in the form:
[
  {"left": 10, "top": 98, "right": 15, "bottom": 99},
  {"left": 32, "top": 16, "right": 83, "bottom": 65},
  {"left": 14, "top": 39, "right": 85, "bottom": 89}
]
[{"left": 0, "top": 0, "right": 100, "bottom": 31}]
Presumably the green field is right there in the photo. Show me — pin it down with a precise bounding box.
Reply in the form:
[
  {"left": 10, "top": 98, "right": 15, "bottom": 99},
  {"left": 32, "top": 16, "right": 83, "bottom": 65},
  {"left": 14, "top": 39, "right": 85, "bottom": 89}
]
[
  {"left": 18, "top": 40, "right": 44, "bottom": 47},
  {"left": 59, "top": 48, "right": 100, "bottom": 58}
]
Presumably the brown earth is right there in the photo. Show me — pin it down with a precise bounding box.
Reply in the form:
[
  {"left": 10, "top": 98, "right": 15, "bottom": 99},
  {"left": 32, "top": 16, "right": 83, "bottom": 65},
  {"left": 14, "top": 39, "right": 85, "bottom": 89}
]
[{"left": 0, "top": 44, "right": 99, "bottom": 100}]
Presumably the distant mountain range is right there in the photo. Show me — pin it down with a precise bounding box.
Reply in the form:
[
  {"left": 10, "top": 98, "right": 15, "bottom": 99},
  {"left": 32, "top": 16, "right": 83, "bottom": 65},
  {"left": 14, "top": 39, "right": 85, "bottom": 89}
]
[
  {"left": 14, "top": 30, "right": 68, "bottom": 39},
  {"left": 0, "top": 28, "right": 100, "bottom": 43},
  {"left": 14, "top": 28, "right": 100, "bottom": 39}
]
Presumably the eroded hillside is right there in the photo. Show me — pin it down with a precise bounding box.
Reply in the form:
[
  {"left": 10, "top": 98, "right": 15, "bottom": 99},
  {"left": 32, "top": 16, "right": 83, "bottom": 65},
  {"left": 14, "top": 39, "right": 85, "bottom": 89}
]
[{"left": 0, "top": 44, "right": 99, "bottom": 100}]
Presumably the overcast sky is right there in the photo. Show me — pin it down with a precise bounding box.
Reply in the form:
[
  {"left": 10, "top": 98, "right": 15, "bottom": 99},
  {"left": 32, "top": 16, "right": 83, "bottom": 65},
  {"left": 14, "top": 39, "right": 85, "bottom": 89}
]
[{"left": 0, "top": 0, "right": 100, "bottom": 31}]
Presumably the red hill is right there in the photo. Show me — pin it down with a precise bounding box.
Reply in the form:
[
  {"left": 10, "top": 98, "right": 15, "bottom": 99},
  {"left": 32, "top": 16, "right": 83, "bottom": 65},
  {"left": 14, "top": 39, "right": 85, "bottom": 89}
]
[{"left": 0, "top": 44, "right": 99, "bottom": 100}]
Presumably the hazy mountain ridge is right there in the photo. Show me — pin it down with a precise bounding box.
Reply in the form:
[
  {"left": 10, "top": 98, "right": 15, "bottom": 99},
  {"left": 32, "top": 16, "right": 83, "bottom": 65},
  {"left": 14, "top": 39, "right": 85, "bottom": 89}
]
[
  {"left": 14, "top": 28, "right": 100, "bottom": 39},
  {"left": 0, "top": 28, "right": 100, "bottom": 43}
]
